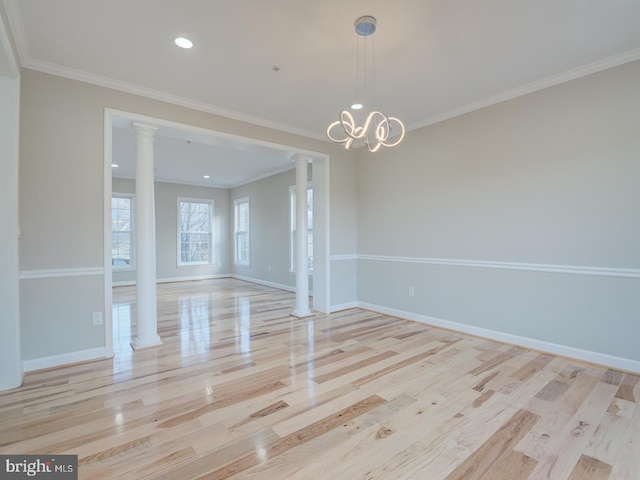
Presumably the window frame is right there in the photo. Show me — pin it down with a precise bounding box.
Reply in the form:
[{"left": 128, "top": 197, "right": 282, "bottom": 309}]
[
  {"left": 177, "top": 197, "right": 214, "bottom": 266},
  {"left": 111, "top": 193, "right": 135, "bottom": 270},
  {"left": 233, "top": 197, "right": 250, "bottom": 266},
  {"left": 289, "top": 183, "right": 313, "bottom": 274}
]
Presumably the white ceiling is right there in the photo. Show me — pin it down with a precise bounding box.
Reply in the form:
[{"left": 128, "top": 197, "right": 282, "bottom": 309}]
[
  {"left": 111, "top": 124, "right": 296, "bottom": 188},
  {"left": 5, "top": 0, "right": 640, "bottom": 186}
]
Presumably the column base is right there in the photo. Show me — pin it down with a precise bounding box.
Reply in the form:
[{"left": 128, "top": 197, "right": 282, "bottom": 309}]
[
  {"left": 290, "top": 310, "right": 315, "bottom": 319},
  {"left": 131, "top": 335, "right": 163, "bottom": 351}
]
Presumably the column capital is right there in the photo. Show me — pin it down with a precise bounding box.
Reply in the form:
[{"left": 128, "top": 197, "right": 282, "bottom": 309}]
[
  {"left": 291, "top": 153, "right": 311, "bottom": 166},
  {"left": 131, "top": 122, "right": 158, "bottom": 137}
]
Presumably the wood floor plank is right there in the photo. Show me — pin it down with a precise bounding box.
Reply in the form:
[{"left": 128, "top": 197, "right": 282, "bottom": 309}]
[
  {"left": 287, "top": 387, "right": 480, "bottom": 480},
  {"left": 467, "top": 347, "right": 525, "bottom": 376},
  {"left": 482, "top": 450, "right": 538, "bottom": 480},
  {"left": 583, "top": 411, "right": 632, "bottom": 465},
  {"left": 615, "top": 373, "right": 640, "bottom": 402},
  {"left": 362, "top": 368, "right": 548, "bottom": 479},
  {"left": 609, "top": 398, "right": 640, "bottom": 480},
  {"left": 607, "top": 397, "right": 636, "bottom": 419},
  {"left": 352, "top": 338, "right": 460, "bottom": 388},
  {"left": 196, "top": 395, "right": 387, "bottom": 479},
  {"left": 0, "top": 279, "right": 637, "bottom": 479},
  {"left": 239, "top": 394, "right": 417, "bottom": 480},
  {"left": 510, "top": 353, "right": 555, "bottom": 382},
  {"left": 567, "top": 455, "right": 612, "bottom": 480},
  {"left": 153, "top": 428, "right": 280, "bottom": 480},
  {"left": 311, "top": 350, "right": 398, "bottom": 384},
  {"left": 526, "top": 381, "right": 619, "bottom": 479},
  {"left": 444, "top": 410, "right": 539, "bottom": 480},
  {"left": 516, "top": 366, "right": 602, "bottom": 461},
  {"left": 155, "top": 367, "right": 289, "bottom": 428}
]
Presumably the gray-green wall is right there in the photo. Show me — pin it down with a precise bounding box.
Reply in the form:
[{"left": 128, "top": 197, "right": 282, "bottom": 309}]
[
  {"left": 230, "top": 168, "right": 297, "bottom": 289},
  {"left": 357, "top": 60, "right": 640, "bottom": 365},
  {"left": 230, "top": 165, "right": 324, "bottom": 295},
  {"left": 112, "top": 178, "right": 230, "bottom": 284}
]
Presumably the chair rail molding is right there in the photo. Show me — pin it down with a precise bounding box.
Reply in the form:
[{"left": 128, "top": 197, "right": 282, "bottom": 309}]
[
  {"left": 20, "top": 267, "right": 105, "bottom": 280},
  {"left": 357, "top": 254, "right": 640, "bottom": 279}
]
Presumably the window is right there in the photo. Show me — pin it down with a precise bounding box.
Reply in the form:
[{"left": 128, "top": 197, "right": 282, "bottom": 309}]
[
  {"left": 289, "top": 185, "right": 313, "bottom": 272},
  {"left": 234, "top": 197, "right": 250, "bottom": 265},
  {"left": 178, "top": 198, "right": 213, "bottom": 265},
  {"left": 111, "top": 194, "right": 133, "bottom": 268}
]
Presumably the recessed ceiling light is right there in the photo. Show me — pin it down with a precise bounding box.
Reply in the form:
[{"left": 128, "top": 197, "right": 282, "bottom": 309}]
[
  {"left": 351, "top": 103, "right": 363, "bottom": 110},
  {"left": 203, "top": 175, "right": 210, "bottom": 179},
  {"left": 111, "top": 164, "right": 119, "bottom": 168},
  {"left": 174, "top": 37, "right": 193, "bottom": 49}
]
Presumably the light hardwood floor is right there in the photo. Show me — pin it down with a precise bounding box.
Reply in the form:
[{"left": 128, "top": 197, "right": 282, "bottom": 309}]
[{"left": 1, "top": 278, "right": 638, "bottom": 479}]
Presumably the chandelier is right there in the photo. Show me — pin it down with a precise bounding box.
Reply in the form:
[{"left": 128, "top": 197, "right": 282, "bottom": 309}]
[{"left": 327, "top": 16, "right": 405, "bottom": 152}]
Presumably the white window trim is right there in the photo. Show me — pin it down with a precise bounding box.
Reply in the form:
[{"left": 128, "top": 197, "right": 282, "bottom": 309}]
[
  {"left": 289, "top": 183, "right": 313, "bottom": 275},
  {"left": 177, "top": 197, "right": 214, "bottom": 267},
  {"left": 112, "top": 193, "right": 135, "bottom": 271},
  {"left": 233, "top": 197, "right": 250, "bottom": 266}
]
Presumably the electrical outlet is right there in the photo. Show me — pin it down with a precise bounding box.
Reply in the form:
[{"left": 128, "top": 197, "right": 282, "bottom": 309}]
[
  {"left": 408, "top": 286, "right": 415, "bottom": 297},
  {"left": 92, "top": 312, "right": 103, "bottom": 326},
  {"left": 268, "top": 265, "right": 272, "bottom": 272}
]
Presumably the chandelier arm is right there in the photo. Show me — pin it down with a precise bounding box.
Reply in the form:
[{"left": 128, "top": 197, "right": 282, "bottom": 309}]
[
  {"left": 371, "top": 112, "right": 391, "bottom": 142},
  {"left": 341, "top": 111, "right": 365, "bottom": 140},
  {"left": 366, "top": 138, "right": 382, "bottom": 153},
  {"left": 379, "top": 117, "right": 405, "bottom": 147},
  {"left": 326, "top": 121, "right": 347, "bottom": 143}
]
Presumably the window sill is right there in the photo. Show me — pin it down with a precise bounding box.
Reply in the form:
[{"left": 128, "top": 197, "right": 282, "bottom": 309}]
[{"left": 177, "top": 262, "right": 214, "bottom": 268}]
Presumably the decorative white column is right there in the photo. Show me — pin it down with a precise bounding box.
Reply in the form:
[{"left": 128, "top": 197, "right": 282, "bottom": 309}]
[
  {"left": 291, "top": 155, "right": 312, "bottom": 318},
  {"left": 131, "top": 122, "right": 162, "bottom": 349}
]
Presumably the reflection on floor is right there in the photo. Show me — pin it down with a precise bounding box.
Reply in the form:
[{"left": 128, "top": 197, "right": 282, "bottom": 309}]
[{"left": 2, "top": 278, "right": 639, "bottom": 479}]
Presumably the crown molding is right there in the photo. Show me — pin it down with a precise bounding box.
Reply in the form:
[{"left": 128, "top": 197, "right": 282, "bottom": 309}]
[
  {"left": 229, "top": 164, "right": 296, "bottom": 189},
  {"left": 2, "top": 0, "right": 27, "bottom": 67},
  {"left": 21, "top": 56, "right": 327, "bottom": 142},
  {"left": 408, "top": 47, "right": 640, "bottom": 132},
  {"left": 0, "top": 0, "right": 21, "bottom": 78}
]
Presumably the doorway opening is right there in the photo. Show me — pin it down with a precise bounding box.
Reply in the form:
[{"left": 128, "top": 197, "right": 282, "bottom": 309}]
[{"left": 103, "top": 109, "right": 330, "bottom": 358}]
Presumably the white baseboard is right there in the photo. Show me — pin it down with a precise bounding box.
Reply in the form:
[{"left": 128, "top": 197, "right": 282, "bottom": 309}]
[
  {"left": 23, "top": 347, "right": 107, "bottom": 372},
  {"left": 113, "top": 274, "right": 230, "bottom": 287},
  {"left": 231, "top": 274, "right": 297, "bottom": 293},
  {"left": 358, "top": 302, "right": 640, "bottom": 374},
  {"left": 20, "top": 303, "right": 639, "bottom": 375},
  {"left": 330, "top": 301, "right": 359, "bottom": 312},
  {"left": 157, "top": 274, "right": 229, "bottom": 284}
]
